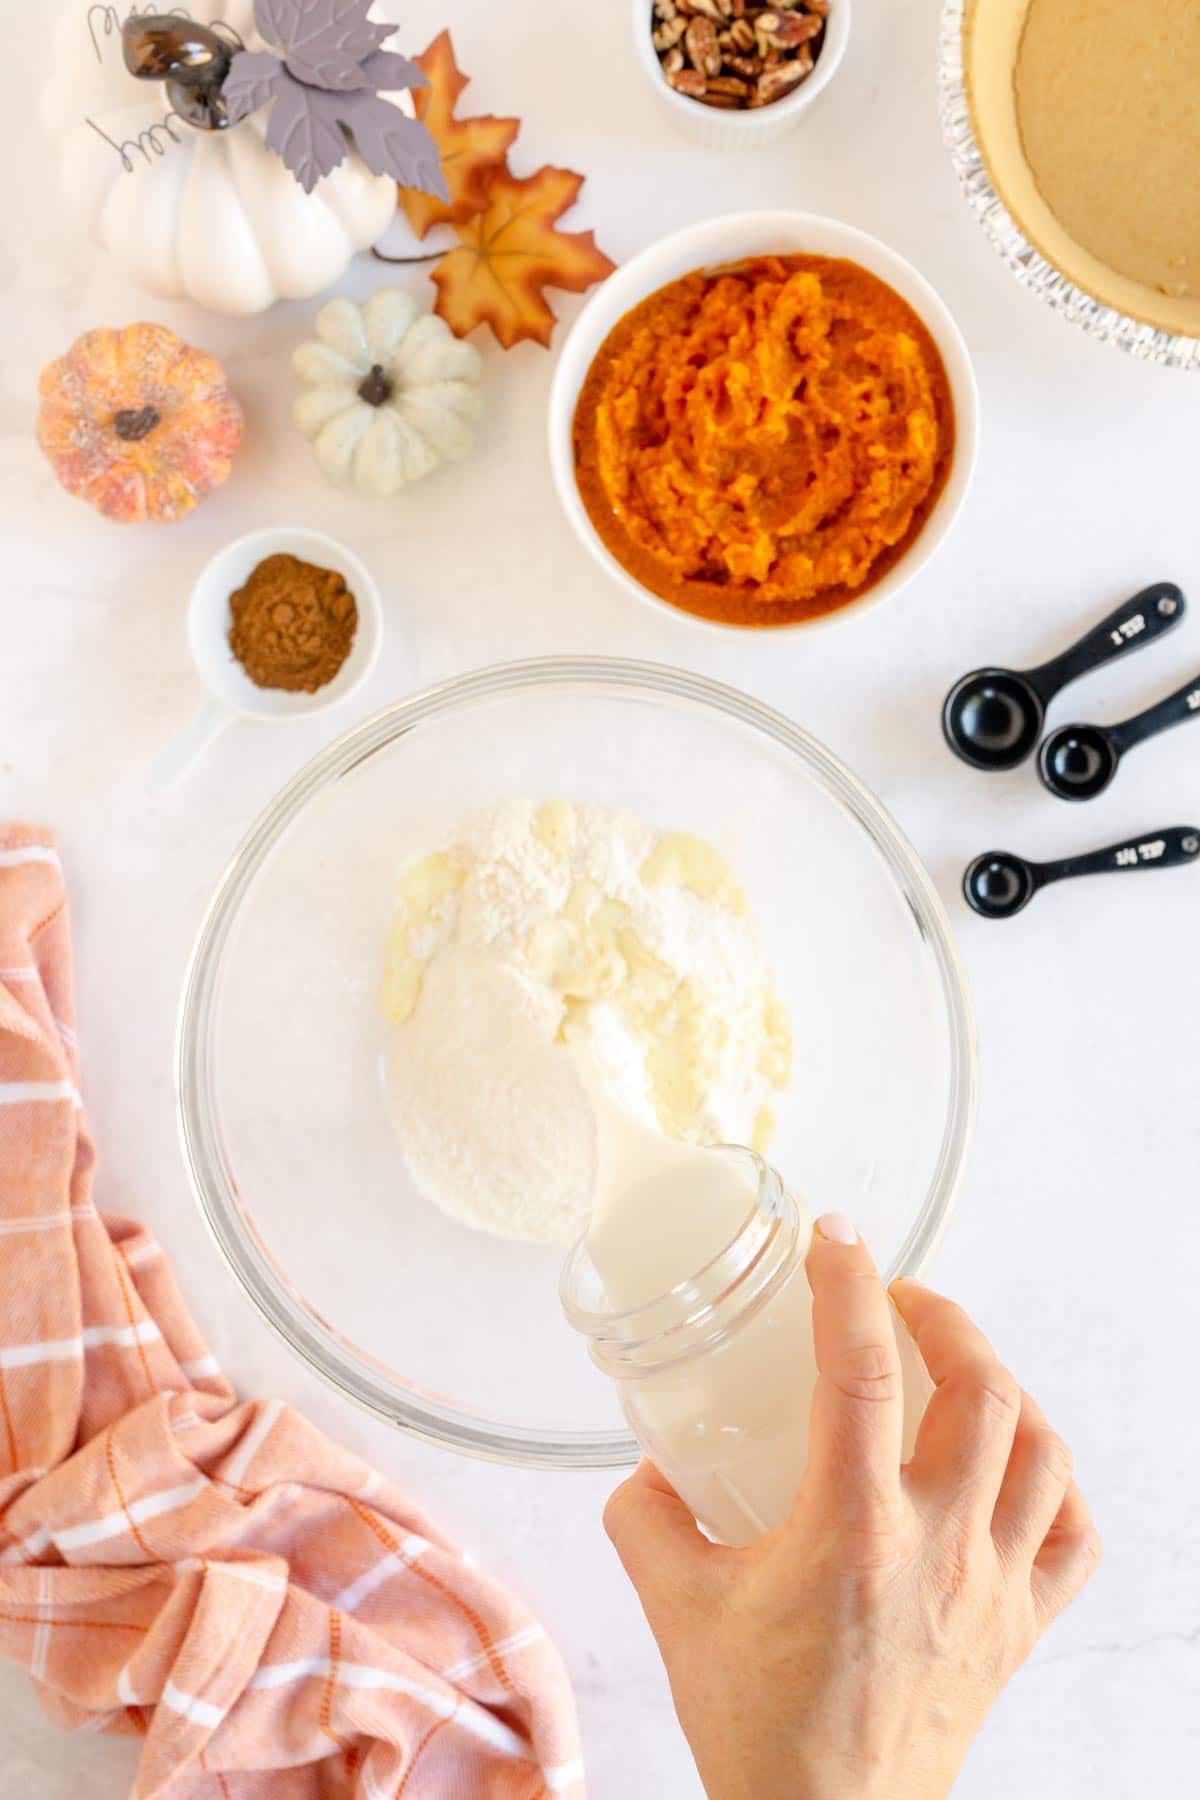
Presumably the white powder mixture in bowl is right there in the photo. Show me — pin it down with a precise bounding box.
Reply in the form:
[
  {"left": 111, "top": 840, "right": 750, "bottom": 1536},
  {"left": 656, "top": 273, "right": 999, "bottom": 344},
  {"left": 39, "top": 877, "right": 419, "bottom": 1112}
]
[{"left": 379, "top": 800, "right": 792, "bottom": 1245}]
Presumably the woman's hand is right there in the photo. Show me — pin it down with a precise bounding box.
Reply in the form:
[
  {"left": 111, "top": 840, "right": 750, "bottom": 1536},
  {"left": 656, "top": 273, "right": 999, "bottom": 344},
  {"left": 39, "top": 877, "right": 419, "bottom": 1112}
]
[{"left": 604, "top": 1215, "right": 1101, "bottom": 1800}]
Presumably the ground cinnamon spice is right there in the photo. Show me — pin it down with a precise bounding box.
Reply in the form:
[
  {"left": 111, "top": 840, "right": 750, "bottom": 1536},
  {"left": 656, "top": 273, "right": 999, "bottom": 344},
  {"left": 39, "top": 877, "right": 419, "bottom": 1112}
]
[{"left": 228, "top": 553, "right": 358, "bottom": 694}]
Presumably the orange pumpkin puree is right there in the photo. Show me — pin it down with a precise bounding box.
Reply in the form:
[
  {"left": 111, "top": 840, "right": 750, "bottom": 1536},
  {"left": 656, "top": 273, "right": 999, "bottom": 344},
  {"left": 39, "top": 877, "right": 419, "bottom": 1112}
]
[{"left": 572, "top": 255, "right": 955, "bottom": 627}]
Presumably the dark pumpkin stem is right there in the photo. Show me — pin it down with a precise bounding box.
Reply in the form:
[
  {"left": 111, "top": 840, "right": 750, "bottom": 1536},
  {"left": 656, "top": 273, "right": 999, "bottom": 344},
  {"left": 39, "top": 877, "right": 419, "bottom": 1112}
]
[
  {"left": 113, "top": 405, "right": 161, "bottom": 441},
  {"left": 357, "top": 364, "right": 393, "bottom": 407}
]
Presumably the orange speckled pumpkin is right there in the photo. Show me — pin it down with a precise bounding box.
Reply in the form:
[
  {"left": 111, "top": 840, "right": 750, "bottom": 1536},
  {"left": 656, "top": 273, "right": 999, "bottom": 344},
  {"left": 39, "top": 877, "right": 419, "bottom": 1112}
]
[{"left": 36, "top": 323, "right": 243, "bottom": 524}]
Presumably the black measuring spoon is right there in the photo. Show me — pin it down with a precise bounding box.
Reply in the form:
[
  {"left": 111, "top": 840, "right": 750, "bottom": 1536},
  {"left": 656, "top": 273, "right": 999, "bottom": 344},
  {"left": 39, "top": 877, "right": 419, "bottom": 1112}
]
[
  {"left": 1038, "top": 673, "right": 1200, "bottom": 801},
  {"left": 943, "top": 582, "right": 1185, "bottom": 771},
  {"left": 964, "top": 824, "right": 1200, "bottom": 919}
]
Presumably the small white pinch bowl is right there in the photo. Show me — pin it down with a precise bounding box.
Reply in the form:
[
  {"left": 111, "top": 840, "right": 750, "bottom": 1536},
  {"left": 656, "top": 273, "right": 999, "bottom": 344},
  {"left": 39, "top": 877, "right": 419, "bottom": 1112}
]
[
  {"left": 548, "top": 210, "right": 979, "bottom": 636},
  {"left": 633, "top": 0, "right": 851, "bottom": 150},
  {"left": 151, "top": 527, "right": 383, "bottom": 788}
]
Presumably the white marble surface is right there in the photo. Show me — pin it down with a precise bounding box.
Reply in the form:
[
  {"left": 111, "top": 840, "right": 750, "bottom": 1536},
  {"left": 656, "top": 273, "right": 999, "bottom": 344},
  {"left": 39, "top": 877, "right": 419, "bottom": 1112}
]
[{"left": 4, "top": 0, "right": 1199, "bottom": 1793}]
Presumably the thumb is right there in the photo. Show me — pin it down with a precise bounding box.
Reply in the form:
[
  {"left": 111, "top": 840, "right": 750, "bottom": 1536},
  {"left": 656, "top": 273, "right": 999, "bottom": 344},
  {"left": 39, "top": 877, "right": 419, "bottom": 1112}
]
[{"left": 604, "top": 1461, "right": 720, "bottom": 1624}]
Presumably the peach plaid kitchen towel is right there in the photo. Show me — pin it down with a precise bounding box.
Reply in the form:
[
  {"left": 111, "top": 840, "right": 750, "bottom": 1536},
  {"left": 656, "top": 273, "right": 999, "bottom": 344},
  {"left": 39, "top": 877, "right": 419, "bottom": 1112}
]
[{"left": 0, "top": 829, "right": 583, "bottom": 1798}]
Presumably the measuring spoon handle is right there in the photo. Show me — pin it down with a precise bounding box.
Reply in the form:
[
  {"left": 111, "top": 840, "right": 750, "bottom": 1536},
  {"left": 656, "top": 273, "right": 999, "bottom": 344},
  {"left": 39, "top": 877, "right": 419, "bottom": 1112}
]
[
  {"left": 1109, "top": 674, "right": 1200, "bottom": 754},
  {"left": 1037, "top": 824, "right": 1200, "bottom": 889},
  {"left": 1026, "top": 581, "right": 1185, "bottom": 702}
]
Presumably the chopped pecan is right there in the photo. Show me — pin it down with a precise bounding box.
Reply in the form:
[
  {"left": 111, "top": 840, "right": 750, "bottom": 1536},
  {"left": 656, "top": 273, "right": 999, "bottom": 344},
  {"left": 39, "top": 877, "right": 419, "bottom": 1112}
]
[
  {"left": 752, "top": 46, "right": 813, "bottom": 104},
  {"left": 696, "top": 89, "right": 741, "bottom": 107},
  {"left": 685, "top": 15, "right": 723, "bottom": 74},
  {"left": 706, "top": 73, "right": 751, "bottom": 95},
  {"left": 728, "top": 16, "right": 756, "bottom": 50},
  {"left": 663, "top": 45, "right": 685, "bottom": 73},
  {"left": 756, "top": 10, "right": 823, "bottom": 51},
  {"left": 653, "top": 0, "right": 677, "bottom": 15},
  {"left": 652, "top": 17, "right": 688, "bottom": 49},
  {"left": 668, "top": 66, "right": 708, "bottom": 94},
  {"left": 681, "top": 0, "right": 725, "bottom": 17},
  {"left": 726, "top": 51, "right": 763, "bottom": 77}
]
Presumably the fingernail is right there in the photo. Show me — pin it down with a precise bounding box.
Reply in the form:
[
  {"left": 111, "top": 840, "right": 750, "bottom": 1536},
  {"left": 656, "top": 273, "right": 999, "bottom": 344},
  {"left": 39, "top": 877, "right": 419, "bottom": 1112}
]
[{"left": 815, "top": 1212, "right": 858, "bottom": 1245}]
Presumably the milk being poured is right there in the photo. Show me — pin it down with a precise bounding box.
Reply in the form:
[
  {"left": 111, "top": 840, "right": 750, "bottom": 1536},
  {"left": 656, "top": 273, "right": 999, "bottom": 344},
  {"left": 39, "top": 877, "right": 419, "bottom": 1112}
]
[{"left": 564, "top": 1095, "right": 932, "bottom": 1547}]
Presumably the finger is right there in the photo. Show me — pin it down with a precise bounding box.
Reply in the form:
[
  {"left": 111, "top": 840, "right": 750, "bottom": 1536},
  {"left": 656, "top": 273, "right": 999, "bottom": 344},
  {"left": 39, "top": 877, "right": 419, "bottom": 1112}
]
[
  {"left": 604, "top": 1461, "right": 721, "bottom": 1632},
  {"left": 991, "top": 1388, "right": 1075, "bottom": 1568},
  {"left": 804, "top": 1215, "right": 904, "bottom": 1521},
  {"left": 1031, "top": 1479, "right": 1102, "bottom": 1629},
  {"left": 890, "top": 1280, "right": 1021, "bottom": 1523}
]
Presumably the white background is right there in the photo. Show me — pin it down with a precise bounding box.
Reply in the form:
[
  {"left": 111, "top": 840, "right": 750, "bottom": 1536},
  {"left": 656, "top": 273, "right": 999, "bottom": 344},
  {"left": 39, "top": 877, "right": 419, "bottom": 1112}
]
[{"left": 3, "top": 1, "right": 1198, "bottom": 1793}]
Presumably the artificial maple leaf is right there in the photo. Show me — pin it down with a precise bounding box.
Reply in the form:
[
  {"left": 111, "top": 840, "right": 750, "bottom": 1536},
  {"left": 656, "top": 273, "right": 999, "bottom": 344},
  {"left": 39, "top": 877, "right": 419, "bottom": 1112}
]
[
  {"left": 221, "top": 48, "right": 283, "bottom": 120},
  {"left": 399, "top": 30, "right": 519, "bottom": 238},
  {"left": 336, "top": 94, "right": 444, "bottom": 192},
  {"left": 260, "top": 0, "right": 389, "bottom": 89},
  {"left": 224, "top": 0, "right": 444, "bottom": 197},
  {"left": 359, "top": 49, "right": 427, "bottom": 93},
  {"left": 430, "top": 165, "right": 616, "bottom": 349},
  {"left": 264, "top": 80, "right": 346, "bottom": 192}
]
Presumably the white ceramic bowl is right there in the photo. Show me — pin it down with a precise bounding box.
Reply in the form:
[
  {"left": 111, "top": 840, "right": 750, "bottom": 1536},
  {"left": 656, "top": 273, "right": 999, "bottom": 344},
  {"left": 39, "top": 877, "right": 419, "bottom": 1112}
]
[
  {"left": 188, "top": 526, "right": 382, "bottom": 720},
  {"left": 149, "top": 527, "right": 385, "bottom": 788},
  {"left": 633, "top": 0, "right": 850, "bottom": 149},
  {"left": 548, "top": 211, "right": 980, "bottom": 636}
]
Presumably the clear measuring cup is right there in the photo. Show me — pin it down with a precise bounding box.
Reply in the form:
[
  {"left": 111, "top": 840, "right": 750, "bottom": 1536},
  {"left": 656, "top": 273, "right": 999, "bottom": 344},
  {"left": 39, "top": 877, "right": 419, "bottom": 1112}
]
[{"left": 561, "top": 1148, "right": 932, "bottom": 1546}]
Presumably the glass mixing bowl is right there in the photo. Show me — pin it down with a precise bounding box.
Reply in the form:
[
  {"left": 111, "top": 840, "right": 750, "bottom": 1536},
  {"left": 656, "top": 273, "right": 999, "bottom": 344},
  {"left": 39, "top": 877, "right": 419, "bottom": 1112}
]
[{"left": 178, "top": 660, "right": 977, "bottom": 1470}]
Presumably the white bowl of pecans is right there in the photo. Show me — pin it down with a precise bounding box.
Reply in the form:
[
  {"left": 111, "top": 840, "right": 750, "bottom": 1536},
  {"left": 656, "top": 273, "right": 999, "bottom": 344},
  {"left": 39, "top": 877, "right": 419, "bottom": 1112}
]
[{"left": 636, "top": 0, "right": 848, "bottom": 148}]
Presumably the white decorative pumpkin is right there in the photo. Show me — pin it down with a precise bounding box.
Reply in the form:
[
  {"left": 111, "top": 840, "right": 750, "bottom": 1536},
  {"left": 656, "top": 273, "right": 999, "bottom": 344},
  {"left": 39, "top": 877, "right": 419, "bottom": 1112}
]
[
  {"left": 293, "top": 291, "right": 484, "bottom": 495},
  {"left": 41, "top": 0, "right": 398, "bottom": 316}
]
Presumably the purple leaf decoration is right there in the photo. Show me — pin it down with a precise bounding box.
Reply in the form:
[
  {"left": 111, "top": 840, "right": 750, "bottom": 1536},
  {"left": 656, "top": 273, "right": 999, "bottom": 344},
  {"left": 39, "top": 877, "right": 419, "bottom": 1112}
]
[
  {"left": 329, "top": 92, "right": 449, "bottom": 198},
  {"left": 222, "top": 49, "right": 285, "bottom": 125},
  {"left": 357, "top": 50, "right": 428, "bottom": 94},
  {"left": 225, "top": 0, "right": 448, "bottom": 197},
  {"left": 264, "top": 82, "right": 347, "bottom": 193},
  {"left": 256, "top": 0, "right": 391, "bottom": 90}
]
